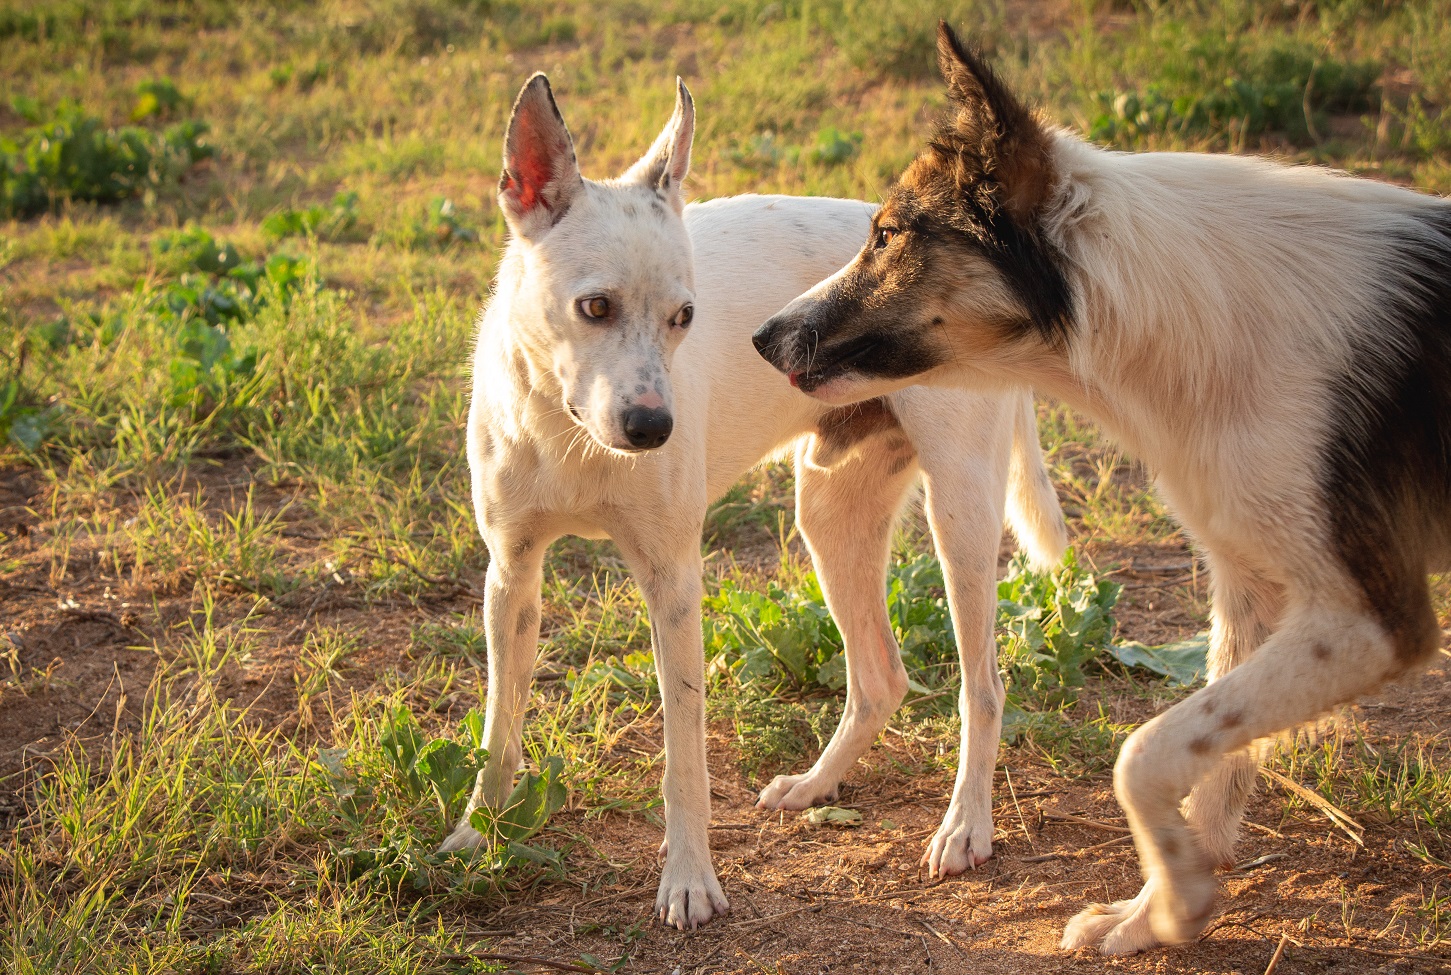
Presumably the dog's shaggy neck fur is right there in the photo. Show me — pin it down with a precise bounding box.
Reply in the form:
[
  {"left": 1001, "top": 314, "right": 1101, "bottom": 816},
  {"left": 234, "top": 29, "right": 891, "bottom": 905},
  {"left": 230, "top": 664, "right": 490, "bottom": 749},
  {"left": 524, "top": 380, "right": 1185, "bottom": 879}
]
[{"left": 1029, "top": 134, "right": 1451, "bottom": 500}]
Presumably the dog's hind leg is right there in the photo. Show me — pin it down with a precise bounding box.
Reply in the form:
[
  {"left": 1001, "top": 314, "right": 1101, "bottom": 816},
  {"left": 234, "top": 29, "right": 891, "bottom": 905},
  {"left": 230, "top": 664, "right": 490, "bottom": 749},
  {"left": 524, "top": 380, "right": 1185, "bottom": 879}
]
[
  {"left": 439, "top": 534, "right": 548, "bottom": 854},
  {"left": 1065, "top": 570, "right": 1438, "bottom": 954},
  {"left": 755, "top": 406, "right": 919, "bottom": 812},
  {"left": 615, "top": 520, "right": 729, "bottom": 931},
  {"left": 898, "top": 389, "right": 1017, "bottom": 876},
  {"left": 1060, "top": 555, "right": 1281, "bottom": 952},
  {"left": 1181, "top": 558, "right": 1283, "bottom": 866}
]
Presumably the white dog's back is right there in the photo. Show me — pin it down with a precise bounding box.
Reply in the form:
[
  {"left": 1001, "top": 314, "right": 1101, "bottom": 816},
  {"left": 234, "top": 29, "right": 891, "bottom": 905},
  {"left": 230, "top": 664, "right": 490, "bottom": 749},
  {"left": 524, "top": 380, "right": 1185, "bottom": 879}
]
[{"left": 679, "top": 195, "right": 877, "bottom": 493}]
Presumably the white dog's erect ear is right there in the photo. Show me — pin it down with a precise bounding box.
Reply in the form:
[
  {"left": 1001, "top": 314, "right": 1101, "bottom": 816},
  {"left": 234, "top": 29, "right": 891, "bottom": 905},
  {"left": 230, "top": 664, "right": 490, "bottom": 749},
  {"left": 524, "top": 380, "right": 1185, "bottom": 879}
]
[
  {"left": 622, "top": 78, "right": 694, "bottom": 213},
  {"left": 499, "top": 73, "right": 583, "bottom": 240}
]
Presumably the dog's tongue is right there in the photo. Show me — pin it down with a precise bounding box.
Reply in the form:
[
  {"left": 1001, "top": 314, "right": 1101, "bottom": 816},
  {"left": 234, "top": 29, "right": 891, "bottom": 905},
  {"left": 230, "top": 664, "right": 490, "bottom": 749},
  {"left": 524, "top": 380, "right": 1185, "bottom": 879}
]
[{"left": 788, "top": 371, "right": 801, "bottom": 388}]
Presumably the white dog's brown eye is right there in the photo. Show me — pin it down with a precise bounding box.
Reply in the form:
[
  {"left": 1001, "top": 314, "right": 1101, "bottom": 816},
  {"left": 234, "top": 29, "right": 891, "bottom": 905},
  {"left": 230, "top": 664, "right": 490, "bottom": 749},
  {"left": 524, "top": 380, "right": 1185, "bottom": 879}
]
[
  {"left": 673, "top": 304, "right": 694, "bottom": 328},
  {"left": 580, "top": 296, "right": 610, "bottom": 319},
  {"left": 875, "top": 227, "right": 898, "bottom": 249}
]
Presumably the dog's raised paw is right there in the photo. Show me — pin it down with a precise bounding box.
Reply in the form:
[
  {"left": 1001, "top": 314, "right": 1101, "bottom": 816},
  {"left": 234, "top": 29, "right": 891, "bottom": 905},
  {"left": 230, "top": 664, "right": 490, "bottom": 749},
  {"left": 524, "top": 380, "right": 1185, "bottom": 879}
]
[
  {"left": 755, "top": 773, "right": 836, "bottom": 811},
  {"left": 1061, "top": 886, "right": 1162, "bottom": 955}
]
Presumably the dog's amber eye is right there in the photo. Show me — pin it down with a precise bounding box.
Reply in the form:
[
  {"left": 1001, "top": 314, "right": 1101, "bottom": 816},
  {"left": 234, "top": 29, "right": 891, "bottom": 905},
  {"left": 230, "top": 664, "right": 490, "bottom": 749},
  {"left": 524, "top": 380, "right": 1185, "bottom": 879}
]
[
  {"left": 579, "top": 296, "right": 610, "bottom": 320},
  {"left": 875, "top": 227, "right": 898, "bottom": 249},
  {"left": 673, "top": 304, "right": 694, "bottom": 328}
]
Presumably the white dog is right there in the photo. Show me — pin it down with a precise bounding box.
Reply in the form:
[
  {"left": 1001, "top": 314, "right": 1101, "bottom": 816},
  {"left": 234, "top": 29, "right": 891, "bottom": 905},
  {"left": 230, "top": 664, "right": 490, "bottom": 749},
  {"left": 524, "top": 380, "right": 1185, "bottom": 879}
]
[
  {"left": 753, "top": 22, "right": 1451, "bottom": 955},
  {"left": 440, "top": 73, "right": 1067, "bottom": 930}
]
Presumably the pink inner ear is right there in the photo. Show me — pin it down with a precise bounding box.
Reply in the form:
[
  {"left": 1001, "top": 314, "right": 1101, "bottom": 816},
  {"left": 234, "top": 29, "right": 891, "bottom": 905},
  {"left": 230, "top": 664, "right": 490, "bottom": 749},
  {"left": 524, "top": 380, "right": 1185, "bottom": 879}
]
[{"left": 508, "top": 111, "right": 558, "bottom": 214}]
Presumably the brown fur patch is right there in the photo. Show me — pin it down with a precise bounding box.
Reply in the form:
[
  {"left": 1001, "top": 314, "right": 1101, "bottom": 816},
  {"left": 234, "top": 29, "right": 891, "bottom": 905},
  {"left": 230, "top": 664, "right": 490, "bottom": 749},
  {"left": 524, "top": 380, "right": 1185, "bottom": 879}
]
[
  {"left": 1189, "top": 738, "right": 1212, "bottom": 756},
  {"left": 934, "top": 24, "right": 1056, "bottom": 224},
  {"left": 812, "top": 398, "right": 904, "bottom": 467}
]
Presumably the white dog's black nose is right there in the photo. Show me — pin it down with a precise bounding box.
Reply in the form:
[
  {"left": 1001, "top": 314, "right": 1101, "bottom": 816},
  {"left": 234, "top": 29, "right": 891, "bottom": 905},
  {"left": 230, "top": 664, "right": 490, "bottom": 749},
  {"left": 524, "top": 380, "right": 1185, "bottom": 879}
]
[{"left": 622, "top": 406, "right": 672, "bottom": 449}]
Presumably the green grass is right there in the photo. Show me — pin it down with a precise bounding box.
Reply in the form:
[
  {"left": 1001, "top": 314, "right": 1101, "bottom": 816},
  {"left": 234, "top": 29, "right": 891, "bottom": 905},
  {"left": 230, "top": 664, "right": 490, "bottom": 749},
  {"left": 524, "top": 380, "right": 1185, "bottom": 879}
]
[{"left": 4, "top": 0, "right": 1451, "bottom": 968}]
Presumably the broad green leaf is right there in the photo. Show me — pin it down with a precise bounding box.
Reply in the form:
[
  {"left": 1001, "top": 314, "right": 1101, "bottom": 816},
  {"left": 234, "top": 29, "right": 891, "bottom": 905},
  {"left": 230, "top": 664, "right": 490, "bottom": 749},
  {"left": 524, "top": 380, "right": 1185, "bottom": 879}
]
[{"left": 1109, "top": 634, "right": 1210, "bottom": 686}]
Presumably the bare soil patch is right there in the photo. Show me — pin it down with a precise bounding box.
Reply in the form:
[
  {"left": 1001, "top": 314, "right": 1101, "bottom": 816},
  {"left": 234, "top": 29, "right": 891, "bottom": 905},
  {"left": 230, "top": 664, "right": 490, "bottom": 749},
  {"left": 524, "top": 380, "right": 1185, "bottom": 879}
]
[{"left": 3, "top": 471, "right": 1449, "bottom": 973}]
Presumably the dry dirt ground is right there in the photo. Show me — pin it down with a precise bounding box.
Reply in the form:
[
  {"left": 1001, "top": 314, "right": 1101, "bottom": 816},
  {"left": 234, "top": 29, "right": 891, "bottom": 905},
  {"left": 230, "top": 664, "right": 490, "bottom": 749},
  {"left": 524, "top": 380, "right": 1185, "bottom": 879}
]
[{"left": 3, "top": 460, "right": 1450, "bottom": 974}]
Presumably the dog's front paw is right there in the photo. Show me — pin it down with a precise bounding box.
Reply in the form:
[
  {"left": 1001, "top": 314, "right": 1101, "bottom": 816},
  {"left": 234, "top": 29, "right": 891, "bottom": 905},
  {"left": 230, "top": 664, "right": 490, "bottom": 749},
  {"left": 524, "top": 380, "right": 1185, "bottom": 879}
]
[
  {"left": 921, "top": 813, "right": 993, "bottom": 877},
  {"left": 656, "top": 857, "right": 729, "bottom": 931},
  {"left": 755, "top": 772, "right": 837, "bottom": 811}
]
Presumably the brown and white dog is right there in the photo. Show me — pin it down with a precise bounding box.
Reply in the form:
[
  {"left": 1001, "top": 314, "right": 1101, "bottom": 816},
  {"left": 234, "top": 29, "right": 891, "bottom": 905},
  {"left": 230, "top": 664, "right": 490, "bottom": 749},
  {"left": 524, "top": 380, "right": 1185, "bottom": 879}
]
[{"left": 753, "top": 22, "right": 1451, "bottom": 955}]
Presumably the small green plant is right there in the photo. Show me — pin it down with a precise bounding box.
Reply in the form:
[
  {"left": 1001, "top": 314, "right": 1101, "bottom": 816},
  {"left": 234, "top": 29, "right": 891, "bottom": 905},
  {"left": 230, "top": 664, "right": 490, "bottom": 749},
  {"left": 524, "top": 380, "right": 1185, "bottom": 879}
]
[
  {"left": 0, "top": 377, "right": 54, "bottom": 451},
  {"left": 130, "top": 78, "right": 190, "bottom": 122},
  {"left": 361, "top": 705, "right": 568, "bottom": 876},
  {"left": 153, "top": 224, "right": 243, "bottom": 275},
  {"left": 703, "top": 549, "right": 1121, "bottom": 703},
  {"left": 413, "top": 196, "right": 478, "bottom": 248},
  {"left": 808, "top": 126, "right": 862, "bottom": 166},
  {"left": 0, "top": 99, "right": 212, "bottom": 218},
  {"left": 1088, "top": 42, "right": 1378, "bottom": 147},
  {"left": 704, "top": 571, "right": 844, "bottom": 689},
  {"left": 997, "top": 549, "right": 1121, "bottom": 707},
  {"left": 378, "top": 705, "right": 490, "bottom": 829},
  {"left": 567, "top": 649, "right": 658, "bottom": 700},
  {"left": 262, "top": 190, "right": 361, "bottom": 241},
  {"left": 153, "top": 226, "right": 313, "bottom": 312}
]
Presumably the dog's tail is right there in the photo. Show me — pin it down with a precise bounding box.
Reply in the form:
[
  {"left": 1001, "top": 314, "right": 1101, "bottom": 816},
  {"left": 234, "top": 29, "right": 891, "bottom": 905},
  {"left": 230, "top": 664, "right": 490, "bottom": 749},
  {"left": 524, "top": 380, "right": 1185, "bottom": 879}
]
[{"left": 1005, "top": 392, "right": 1068, "bottom": 572}]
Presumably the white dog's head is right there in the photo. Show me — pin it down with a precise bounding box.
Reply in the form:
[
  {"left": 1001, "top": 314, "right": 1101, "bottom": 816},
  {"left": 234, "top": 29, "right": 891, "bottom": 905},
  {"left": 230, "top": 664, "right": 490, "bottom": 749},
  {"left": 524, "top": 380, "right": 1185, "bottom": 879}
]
[{"left": 498, "top": 74, "right": 696, "bottom": 453}]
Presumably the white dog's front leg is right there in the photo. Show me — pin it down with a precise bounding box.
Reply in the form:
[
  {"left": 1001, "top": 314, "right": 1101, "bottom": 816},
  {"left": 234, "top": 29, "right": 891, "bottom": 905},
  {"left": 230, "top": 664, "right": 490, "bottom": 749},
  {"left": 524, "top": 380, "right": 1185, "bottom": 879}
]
[
  {"left": 920, "top": 460, "right": 1010, "bottom": 877},
  {"left": 439, "top": 537, "right": 546, "bottom": 853},
  {"left": 619, "top": 530, "right": 727, "bottom": 930},
  {"left": 904, "top": 392, "right": 1016, "bottom": 878}
]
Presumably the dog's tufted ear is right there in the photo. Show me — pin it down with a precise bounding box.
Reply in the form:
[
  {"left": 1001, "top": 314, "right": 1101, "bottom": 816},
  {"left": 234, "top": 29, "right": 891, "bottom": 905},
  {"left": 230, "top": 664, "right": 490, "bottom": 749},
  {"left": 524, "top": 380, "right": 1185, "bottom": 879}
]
[
  {"left": 499, "top": 73, "right": 583, "bottom": 240},
  {"left": 622, "top": 78, "right": 694, "bottom": 214},
  {"left": 934, "top": 22, "right": 1054, "bottom": 223}
]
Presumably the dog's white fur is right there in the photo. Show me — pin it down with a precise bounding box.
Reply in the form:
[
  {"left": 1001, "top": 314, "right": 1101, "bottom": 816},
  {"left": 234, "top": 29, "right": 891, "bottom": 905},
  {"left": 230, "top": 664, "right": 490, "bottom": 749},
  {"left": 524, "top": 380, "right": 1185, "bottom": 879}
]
[
  {"left": 439, "top": 74, "right": 1067, "bottom": 930},
  {"left": 757, "top": 30, "right": 1451, "bottom": 955}
]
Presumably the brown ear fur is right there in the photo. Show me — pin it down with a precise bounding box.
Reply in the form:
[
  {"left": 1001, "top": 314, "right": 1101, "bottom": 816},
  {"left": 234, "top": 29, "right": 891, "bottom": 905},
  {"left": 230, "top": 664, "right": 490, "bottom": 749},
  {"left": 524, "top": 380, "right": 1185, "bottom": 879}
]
[{"left": 933, "top": 22, "right": 1054, "bottom": 224}]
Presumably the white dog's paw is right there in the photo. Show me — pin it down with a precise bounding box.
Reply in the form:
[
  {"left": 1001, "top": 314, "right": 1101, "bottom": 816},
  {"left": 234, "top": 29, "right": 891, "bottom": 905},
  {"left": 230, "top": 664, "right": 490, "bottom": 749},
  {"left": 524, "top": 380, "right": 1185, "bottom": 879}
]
[
  {"left": 1061, "top": 874, "right": 1214, "bottom": 955},
  {"left": 656, "top": 857, "right": 729, "bottom": 931},
  {"left": 755, "top": 772, "right": 837, "bottom": 811},
  {"left": 437, "top": 819, "right": 485, "bottom": 855},
  {"left": 921, "top": 815, "right": 993, "bottom": 877}
]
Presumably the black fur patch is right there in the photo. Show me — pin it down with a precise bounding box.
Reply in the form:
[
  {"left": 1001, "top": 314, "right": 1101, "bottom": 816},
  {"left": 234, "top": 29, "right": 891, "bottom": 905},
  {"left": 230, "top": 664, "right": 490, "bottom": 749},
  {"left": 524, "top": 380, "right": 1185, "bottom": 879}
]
[
  {"left": 1322, "top": 205, "right": 1451, "bottom": 663},
  {"left": 758, "top": 280, "right": 947, "bottom": 392},
  {"left": 896, "top": 171, "right": 1074, "bottom": 346}
]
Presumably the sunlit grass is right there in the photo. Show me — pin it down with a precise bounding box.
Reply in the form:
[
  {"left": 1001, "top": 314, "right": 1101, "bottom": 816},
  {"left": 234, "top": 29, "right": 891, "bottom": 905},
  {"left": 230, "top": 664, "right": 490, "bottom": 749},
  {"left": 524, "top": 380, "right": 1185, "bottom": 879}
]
[{"left": 4, "top": 0, "right": 1451, "bottom": 966}]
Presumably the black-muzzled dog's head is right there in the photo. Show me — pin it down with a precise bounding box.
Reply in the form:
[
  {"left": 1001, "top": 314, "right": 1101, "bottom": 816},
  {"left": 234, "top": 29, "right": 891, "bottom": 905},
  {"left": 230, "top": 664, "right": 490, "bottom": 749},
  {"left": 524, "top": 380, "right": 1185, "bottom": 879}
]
[{"left": 752, "top": 23, "right": 1074, "bottom": 403}]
